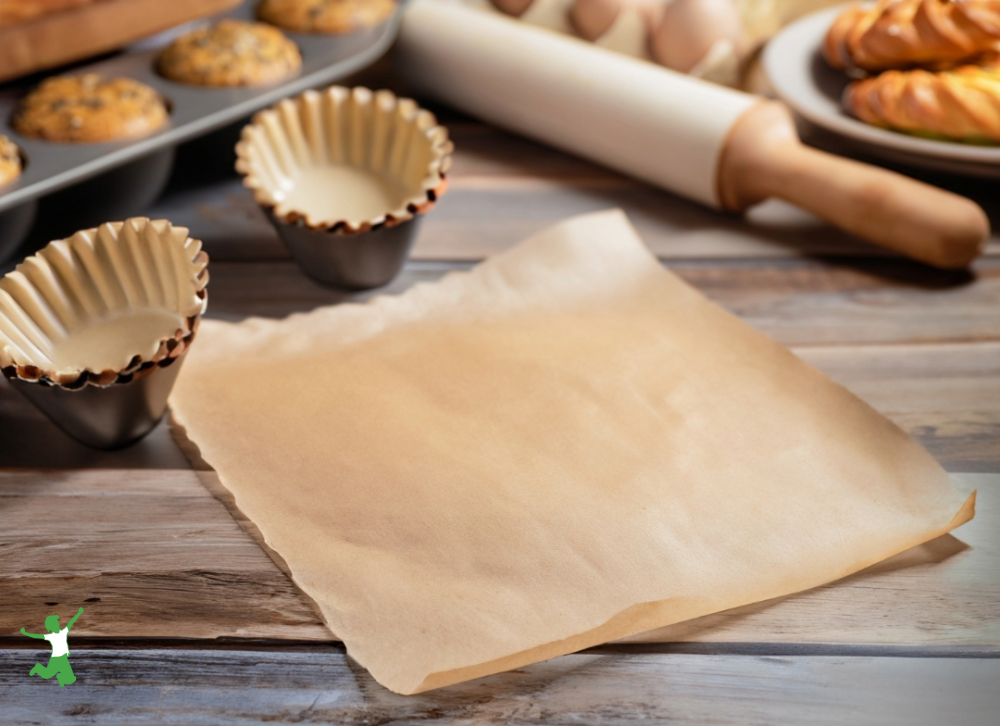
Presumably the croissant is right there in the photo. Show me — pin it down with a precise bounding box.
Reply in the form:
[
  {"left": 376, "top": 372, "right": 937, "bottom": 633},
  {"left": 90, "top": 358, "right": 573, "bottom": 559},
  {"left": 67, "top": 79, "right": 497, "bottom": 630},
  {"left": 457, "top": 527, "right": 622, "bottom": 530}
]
[
  {"left": 824, "top": 0, "right": 1000, "bottom": 72},
  {"left": 844, "top": 53, "right": 1000, "bottom": 141}
]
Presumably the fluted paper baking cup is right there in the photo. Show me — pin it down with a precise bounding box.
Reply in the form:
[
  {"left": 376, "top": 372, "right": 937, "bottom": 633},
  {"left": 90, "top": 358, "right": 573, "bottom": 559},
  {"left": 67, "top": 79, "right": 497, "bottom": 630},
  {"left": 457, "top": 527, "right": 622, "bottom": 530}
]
[
  {"left": 0, "top": 217, "right": 208, "bottom": 390},
  {"left": 236, "top": 85, "right": 452, "bottom": 233}
]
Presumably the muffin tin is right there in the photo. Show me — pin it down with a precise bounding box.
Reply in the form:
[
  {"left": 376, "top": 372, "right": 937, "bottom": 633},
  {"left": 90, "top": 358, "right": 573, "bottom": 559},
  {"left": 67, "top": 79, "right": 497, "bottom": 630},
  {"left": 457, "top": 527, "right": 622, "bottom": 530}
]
[{"left": 0, "top": 0, "right": 403, "bottom": 263}]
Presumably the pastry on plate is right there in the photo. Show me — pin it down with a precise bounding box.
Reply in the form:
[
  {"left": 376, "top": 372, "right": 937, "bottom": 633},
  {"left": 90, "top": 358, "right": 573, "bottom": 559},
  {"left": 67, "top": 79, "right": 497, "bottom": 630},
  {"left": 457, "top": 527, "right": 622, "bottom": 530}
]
[
  {"left": 824, "top": 0, "right": 1000, "bottom": 72},
  {"left": 158, "top": 19, "right": 301, "bottom": 87},
  {"left": 844, "top": 53, "right": 1000, "bottom": 142},
  {"left": 257, "top": 0, "right": 396, "bottom": 34},
  {"left": 0, "top": 135, "right": 22, "bottom": 185},
  {"left": 13, "top": 74, "right": 168, "bottom": 143}
]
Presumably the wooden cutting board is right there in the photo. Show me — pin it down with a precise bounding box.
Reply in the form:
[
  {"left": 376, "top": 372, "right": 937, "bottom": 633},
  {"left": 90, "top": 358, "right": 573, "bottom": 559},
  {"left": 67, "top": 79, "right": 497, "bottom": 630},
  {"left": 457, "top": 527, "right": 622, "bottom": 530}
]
[{"left": 0, "top": 0, "right": 243, "bottom": 82}]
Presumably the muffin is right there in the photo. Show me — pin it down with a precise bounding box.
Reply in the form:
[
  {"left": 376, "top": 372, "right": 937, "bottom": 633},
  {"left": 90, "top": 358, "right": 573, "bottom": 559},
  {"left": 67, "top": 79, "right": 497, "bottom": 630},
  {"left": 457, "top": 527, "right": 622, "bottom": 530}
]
[
  {"left": 158, "top": 19, "right": 302, "bottom": 87},
  {"left": 0, "top": 136, "right": 22, "bottom": 186},
  {"left": 257, "top": 0, "right": 396, "bottom": 34},
  {"left": 13, "top": 74, "right": 168, "bottom": 143}
]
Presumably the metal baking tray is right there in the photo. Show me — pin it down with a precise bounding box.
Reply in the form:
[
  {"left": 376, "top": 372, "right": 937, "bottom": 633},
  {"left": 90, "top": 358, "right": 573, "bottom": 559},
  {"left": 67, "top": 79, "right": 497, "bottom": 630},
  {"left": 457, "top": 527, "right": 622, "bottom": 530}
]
[{"left": 0, "top": 0, "right": 402, "bottom": 260}]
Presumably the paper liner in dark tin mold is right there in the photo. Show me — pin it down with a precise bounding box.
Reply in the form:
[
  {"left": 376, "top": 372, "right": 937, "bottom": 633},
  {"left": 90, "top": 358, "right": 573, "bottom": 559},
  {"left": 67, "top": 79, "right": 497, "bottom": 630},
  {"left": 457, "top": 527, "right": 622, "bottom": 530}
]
[
  {"left": 236, "top": 85, "right": 452, "bottom": 290},
  {"left": 0, "top": 217, "right": 208, "bottom": 448}
]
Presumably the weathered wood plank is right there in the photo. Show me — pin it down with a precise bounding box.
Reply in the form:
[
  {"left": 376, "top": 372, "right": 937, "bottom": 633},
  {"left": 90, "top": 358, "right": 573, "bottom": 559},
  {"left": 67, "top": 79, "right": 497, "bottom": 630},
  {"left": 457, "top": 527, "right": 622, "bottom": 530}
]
[
  {"left": 0, "top": 380, "right": 187, "bottom": 470},
  {"left": 0, "top": 650, "right": 997, "bottom": 725},
  {"left": 0, "top": 469, "right": 329, "bottom": 641},
  {"left": 191, "top": 260, "right": 1000, "bottom": 347},
  {"left": 146, "top": 102, "right": 1000, "bottom": 267},
  {"left": 146, "top": 175, "right": 1000, "bottom": 265},
  {"left": 1, "top": 338, "right": 997, "bottom": 470},
  {"left": 10, "top": 253, "right": 988, "bottom": 349},
  {"left": 416, "top": 183, "right": 1000, "bottom": 262},
  {"left": 185, "top": 470, "right": 999, "bottom": 647},
  {"left": 798, "top": 344, "right": 1000, "bottom": 471},
  {"left": 1, "top": 466, "right": 996, "bottom": 648},
  {"left": 2, "top": 340, "right": 995, "bottom": 470},
  {"left": 676, "top": 263, "right": 1000, "bottom": 347},
  {"left": 629, "top": 474, "right": 998, "bottom": 645}
]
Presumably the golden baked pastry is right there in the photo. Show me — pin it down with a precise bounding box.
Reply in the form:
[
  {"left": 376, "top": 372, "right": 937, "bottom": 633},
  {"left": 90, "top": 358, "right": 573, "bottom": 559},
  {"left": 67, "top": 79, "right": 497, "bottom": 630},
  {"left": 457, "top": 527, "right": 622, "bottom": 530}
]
[
  {"left": 824, "top": 0, "right": 1000, "bottom": 72},
  {"left": 257, "top": 0, "right": 396, "bottom": 34},
  {"left": 158, "top": 19, "right": 301, "bottom": 87},
  {"left": 844, "top": 53, "right": 1000, "bottom": 141},
  {"left": 0, "top": 135, "right": 22, "bottom": 186},
  {"left": 13, "top": 74, "right": 168, "bottom": 143}
]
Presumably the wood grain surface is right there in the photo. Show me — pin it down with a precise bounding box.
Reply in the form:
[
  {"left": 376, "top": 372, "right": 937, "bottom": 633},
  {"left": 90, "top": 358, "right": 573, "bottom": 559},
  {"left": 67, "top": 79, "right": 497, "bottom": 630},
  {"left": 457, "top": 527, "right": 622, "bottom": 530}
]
[
  {"left": 2, "top": 273, "right": 996, "bottom": 470},
  {"left": 152, "top": 120, "right": 1000, "bottom": 265},
  {"left": 1, "top": 63, "right": 998, "bottom": 721},
  {"left": 1, "top": 470, "right": 996, "bottom": 647},
  {"left": 1, "top": 650, "right": 998, "bottom": 725}
]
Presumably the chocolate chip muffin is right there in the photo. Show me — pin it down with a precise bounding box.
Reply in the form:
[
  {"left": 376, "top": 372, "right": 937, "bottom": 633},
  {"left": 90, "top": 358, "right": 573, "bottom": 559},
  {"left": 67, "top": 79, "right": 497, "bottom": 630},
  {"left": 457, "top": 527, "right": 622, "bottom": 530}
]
[
  {"left": 158, "top": 19, "right": 302, "bottom": 87},
  {"left": 0, "top": 136, "right": 22, "bottom": 186},
  {"left": 257, "top": 0, "right": 396, "bottom": 34},
  {"left": 13, "top": 74, "right": 168, "bottom": 143}
]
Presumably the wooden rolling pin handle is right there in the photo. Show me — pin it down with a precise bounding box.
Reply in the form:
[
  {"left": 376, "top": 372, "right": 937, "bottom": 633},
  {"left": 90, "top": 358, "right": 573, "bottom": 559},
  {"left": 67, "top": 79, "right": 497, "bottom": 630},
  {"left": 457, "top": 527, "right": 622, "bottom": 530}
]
[{"left": 718, "top": 101, "right": 990, "bottom": 269}]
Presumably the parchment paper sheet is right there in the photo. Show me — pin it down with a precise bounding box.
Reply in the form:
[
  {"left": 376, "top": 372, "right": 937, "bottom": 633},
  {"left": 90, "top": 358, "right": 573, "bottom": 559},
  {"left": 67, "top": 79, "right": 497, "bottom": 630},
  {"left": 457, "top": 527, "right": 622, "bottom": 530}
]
[{"left": 170, "top": 210, "right": 974, "bottom": 694}]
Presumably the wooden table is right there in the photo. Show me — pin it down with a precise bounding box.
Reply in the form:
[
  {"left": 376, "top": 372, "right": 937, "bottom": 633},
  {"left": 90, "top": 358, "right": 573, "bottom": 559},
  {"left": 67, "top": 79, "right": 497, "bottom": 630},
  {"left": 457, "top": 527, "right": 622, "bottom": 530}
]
[{"left": 2, "top": 66, "right": 999, "bottom": 723}]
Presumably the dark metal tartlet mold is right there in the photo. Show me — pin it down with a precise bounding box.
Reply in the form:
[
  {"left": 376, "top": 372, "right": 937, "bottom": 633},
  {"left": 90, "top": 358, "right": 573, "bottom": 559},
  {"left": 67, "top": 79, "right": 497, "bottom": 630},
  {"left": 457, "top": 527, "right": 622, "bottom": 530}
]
[
  {"left": 8, "top": 346, "right": 189, "bottom": 449},
  {"left": 236, "top": 85, "right": 452, "bottom": 290},
  {"left": 0, "top": 218, "right": 208, "bottom": 449},
  {"left": 268, "top": 210, "right": 424, "bottom": 289}
]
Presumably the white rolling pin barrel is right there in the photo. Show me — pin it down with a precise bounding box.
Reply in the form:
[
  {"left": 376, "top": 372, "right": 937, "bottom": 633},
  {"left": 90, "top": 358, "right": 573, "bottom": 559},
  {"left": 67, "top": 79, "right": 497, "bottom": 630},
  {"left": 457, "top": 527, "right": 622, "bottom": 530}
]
[{"left": 397, "top": 0, "right": 754, "bottom": 208}]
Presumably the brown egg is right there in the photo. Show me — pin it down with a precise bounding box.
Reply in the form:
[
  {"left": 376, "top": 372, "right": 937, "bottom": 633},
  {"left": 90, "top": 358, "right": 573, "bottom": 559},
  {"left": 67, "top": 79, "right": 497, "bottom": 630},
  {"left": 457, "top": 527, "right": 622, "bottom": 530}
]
[
  {"left": 650, "top": 0, "right": 747, "bottom": 73},
  {"left": 570, "top": 0, "right": 623, "bottom": 40},
  {"left": 489, "top": 0, "right": 536, "bottom": 16}
]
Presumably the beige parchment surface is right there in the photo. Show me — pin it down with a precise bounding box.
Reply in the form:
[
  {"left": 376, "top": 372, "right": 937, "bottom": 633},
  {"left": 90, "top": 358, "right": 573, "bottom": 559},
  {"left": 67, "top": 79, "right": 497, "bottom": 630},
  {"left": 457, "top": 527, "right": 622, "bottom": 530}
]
[{"left": 169, "top": 209, "right": 974, "bottom": 694}]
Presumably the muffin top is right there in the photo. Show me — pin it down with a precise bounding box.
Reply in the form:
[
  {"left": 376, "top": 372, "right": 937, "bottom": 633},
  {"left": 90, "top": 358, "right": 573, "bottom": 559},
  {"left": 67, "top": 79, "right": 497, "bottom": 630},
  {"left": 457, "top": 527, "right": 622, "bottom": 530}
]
[
  {"left": 158, "top": 19, "right": 302, "bottom": 87},
  {"left": 0, "top": 135, "right": 22, "bottom": 186},
  {"left": 257, "top": 0, "right": 396, "bottom": 34},
  {"left": 13, "top": 74, "right": 168, "bottom": 143}
]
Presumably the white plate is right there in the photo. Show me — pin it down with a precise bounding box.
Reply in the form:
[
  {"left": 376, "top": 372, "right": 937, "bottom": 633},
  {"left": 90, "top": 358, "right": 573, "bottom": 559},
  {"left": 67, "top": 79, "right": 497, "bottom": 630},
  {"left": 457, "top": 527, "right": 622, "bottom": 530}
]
[{"left": 763, "top": 5, "right": 1000, "bottom": 178}]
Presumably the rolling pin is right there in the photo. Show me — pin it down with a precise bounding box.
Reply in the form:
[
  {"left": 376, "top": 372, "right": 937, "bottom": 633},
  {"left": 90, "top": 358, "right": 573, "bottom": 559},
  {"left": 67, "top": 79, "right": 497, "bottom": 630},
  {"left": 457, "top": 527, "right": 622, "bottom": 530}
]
[{"left": 394, "top": 0, "right": 990, "bottom": 268}]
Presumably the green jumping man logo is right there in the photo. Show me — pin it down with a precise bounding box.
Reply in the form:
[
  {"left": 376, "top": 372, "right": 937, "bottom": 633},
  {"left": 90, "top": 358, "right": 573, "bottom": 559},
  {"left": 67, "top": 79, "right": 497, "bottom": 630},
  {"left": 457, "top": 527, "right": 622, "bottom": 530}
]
[{"left": 20, "top": 607, "right": 83, "bottom": 686}]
